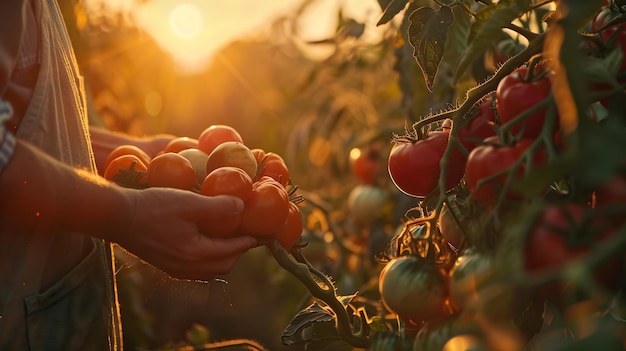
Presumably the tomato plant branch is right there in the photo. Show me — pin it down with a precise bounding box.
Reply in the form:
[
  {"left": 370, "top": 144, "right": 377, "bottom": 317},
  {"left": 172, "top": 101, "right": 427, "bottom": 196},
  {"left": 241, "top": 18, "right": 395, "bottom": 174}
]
[
  {"left": 531, "top": 0, "right": 556, "bottom": 11},
  {"left": 504, "top": 23, "right": 540, "bottom": 42},
  {"left": 411, "top": 32, "right": 546, "bottom": 137},
  {"left": 267, "top": 240, "right": 371, "bottom": 349}
]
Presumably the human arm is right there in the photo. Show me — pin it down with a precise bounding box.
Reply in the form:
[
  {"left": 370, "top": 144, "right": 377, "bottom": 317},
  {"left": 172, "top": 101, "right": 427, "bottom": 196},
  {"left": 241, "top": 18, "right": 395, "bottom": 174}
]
[
  {"left": 0, "top": 128, "right": 257, "bottom": 280},
  {"left": 89, "top": 125, "right": 176, "bottom": 175}
]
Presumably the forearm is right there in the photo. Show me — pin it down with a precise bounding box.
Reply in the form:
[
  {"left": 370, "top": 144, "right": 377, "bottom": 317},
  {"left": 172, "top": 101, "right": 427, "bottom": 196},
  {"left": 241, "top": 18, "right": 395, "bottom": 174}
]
[{"left": 0, "top": 139, "right": 132, "bottom": 240}]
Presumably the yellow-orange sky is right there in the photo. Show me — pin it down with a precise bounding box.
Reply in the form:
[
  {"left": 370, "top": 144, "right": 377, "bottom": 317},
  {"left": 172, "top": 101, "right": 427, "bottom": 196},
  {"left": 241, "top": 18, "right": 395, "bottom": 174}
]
[{"left": 83, "top": 0, "right": 385, "bottom": 73}]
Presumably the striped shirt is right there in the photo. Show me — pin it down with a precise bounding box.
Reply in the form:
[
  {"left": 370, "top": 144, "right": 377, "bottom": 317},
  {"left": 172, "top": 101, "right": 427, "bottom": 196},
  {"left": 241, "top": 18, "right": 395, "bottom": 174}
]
[{"left": 0, "top": 100, "right": 16, "bottom": 174}]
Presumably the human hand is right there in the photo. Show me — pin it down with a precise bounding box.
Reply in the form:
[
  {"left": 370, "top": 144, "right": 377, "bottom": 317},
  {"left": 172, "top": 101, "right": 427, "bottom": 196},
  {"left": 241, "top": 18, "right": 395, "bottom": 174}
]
[{"left": 108, "top": 187, "right": 258, "bottom": 281}]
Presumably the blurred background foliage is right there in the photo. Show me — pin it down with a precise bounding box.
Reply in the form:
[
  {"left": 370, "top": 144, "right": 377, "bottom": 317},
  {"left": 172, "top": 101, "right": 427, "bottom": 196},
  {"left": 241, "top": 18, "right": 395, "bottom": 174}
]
[{"left": 58, "top": 0, "right": 432, "bottom": 349}]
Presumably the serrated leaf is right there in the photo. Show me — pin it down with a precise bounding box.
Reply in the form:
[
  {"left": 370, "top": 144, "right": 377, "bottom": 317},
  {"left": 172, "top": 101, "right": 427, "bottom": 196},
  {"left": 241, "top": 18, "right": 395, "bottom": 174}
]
[
  {"left": 455, "top": 1, "right": 530, "bottom": 81},
  {"left": 377, "top": 0, "right": 409, "bottom": 26},
  {"left": 407, "top": 6, "right": 454, "bottom": 91},
  {"left": 281, "top": 303, "right": 335, "bottom": 345}
]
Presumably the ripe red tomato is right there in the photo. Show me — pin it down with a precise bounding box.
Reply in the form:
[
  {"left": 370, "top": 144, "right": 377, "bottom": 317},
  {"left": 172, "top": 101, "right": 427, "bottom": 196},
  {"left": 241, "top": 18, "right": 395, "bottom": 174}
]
[
  {"left": 104, "top": 154, "right": 148, "bottom": 186},
  {"left": 595, "top": 173, "right": 626, "bottom": 207},
  {"left": 255, "top": 152, "right": 289, "bottom": 186},
  {"left": 275, "top": 202, "right": 303, "bottom": 249},
  {"left": 496, "top": 64, "right": 556, "bottom": 138},
  {"left": 349, "top": 145, "right": 382, "bottom": 185},
  {"left": 104, "top": 145, "right": 151, "bottom": 172},
  {"left": 458, "top": 93, "right": 499, "bottom": 150},
  {"left": 146, "top": 152, "right": 196, "bottom": 190},
  {"left": 238, "top": 178, "right": 290, "bottom": 237},
  {"left": 464, "top": 137, "right": 542, "bottom": 207},
  {"left": 163, "top": 137, "right": 199, "bottom": 154},
  {"left": 205, "top": 141, "right": 257, "bottom": 179},
  {"left": 378, "top": 256, "right": 450, "bottom": 321},
  {"left": 201, "top": 166, "right": 253, "bottom": 201},
  {"left": 523, "top": 203, "right": 623, "bottom": 299},
  {"left": 387, "top": 132, "right": 466, "bottom": 198},
  {"left": 592, "top": 5, "right": 626, "bottom": 72},
  {"left": 198, "top": 125, "right": 244, "bottom": 155}
]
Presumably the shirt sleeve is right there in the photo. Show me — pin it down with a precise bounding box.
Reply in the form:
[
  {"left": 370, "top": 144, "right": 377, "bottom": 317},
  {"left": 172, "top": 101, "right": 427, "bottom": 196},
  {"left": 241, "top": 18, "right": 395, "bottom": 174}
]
[{"left": 0, "top": 100, "right": 16, "bottom": 174}]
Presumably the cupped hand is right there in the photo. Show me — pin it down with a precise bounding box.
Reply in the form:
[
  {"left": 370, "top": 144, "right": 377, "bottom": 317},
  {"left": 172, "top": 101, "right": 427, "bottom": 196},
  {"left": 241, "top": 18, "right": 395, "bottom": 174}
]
[{"left": 110, "top": 187, "right": 258, "bottom": 281}]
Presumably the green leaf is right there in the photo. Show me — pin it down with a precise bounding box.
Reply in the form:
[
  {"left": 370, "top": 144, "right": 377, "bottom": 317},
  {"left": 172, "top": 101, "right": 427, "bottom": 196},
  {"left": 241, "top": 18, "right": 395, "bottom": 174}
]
[
  {"left": 281, "top": 303, "right": 336, "bottom": 346},
  {"left": 377, "top": 0, "right": 409, "bottom": 26},
  {"left": 455, "top": 1, "right": 530, "bottom": 81},
  {"left": 407, "top": 6, "right": 455, "bottom": 91}
]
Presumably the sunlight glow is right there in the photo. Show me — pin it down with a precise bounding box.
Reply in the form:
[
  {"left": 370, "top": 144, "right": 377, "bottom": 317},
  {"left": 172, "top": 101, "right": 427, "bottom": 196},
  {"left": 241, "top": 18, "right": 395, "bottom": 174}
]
[
  {"left": 168, "top": 3, "right": 204, "bottom": 39},
  {"left": 134, "top": 0, "right": 301, "bottom": 74}
]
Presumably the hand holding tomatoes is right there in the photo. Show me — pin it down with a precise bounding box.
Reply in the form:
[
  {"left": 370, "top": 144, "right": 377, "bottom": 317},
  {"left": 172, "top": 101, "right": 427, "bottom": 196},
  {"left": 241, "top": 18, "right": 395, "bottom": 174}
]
[
  {"left": 103, "top": 124, "right": 303, "bottom": 249},
  {"left": 106, "top": 187, "right": 259, "bottom": 280}
]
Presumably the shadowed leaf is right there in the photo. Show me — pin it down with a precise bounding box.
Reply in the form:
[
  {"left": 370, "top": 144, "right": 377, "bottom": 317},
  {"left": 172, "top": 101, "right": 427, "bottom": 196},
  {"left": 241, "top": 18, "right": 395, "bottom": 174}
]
[
  {"left": 407, "top": 6, "right": 454, "bottom": 91},
  {"left": 455, "top": 1, "right": 530, "bottom": 81},
  {"left": 377, "top": 0, "right": 409, "bottom": 26}
]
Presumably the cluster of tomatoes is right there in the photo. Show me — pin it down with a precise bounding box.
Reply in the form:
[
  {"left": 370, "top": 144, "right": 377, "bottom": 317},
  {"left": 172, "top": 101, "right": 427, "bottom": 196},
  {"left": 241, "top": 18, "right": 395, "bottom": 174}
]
[
  {"left": 103, "top": 125, "right": 302, "bottom": 249},
  {"left": 379, "top": 0, "right": 626, "bottom": 338}
]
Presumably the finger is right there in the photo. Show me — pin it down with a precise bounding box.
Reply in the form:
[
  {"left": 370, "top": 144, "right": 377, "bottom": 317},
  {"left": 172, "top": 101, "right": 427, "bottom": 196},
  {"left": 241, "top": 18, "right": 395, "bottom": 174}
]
[
  {"left": 186, "top": 194, "right": 245, "bottom": 219},
  {"left": 194, "top": 235, "right": 259, "bottom": 260}
]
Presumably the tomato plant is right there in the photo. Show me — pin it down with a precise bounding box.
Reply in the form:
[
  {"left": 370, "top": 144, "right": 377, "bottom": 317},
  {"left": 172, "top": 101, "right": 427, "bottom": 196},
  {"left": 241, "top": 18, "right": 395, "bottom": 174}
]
[
  {"left": 197, "top": 124, "right": 244, "bottom": 155},
  {"left": 378, "top": 256, "right": 450, "bottom": 322},
  {"left": 238, "top": 177, "right": 290, "bottom": 237},
  {"left": 387, "top": 131, "right": 465, "bottom": 198},
  {"left": 496, "top": 64, "right": 556, "bottom": 138},
  {"left": 146, "top": 152, "right": 196, "bottom": 190},
  {"left": 205, "top": 141, "right": 257, "bottom": 179},
  {"left": 201, "top": 166, "right": 253, "bottom": 201}
]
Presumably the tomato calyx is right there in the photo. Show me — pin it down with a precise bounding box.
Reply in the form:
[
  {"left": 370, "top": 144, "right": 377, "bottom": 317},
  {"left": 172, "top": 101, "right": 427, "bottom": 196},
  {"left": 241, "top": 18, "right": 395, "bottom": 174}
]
[
  {"left": 378, "top": 217, "right": 457, "bottom": 271},
  {"left": 111, "top": 160, "right": 149, "bottom": 189}
]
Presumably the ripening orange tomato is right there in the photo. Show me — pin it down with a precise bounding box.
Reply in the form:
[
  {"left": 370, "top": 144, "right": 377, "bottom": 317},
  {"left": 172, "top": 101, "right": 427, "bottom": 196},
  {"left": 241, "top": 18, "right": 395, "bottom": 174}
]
[
  {"left": 105, "top": 145, "right": 151, "bottom": 171},
  {"left": 146, "top": 152, "right": 196, "bottom": 190},
  {"left": 201, "top": 166, "right": 253, "bottom": 201},
  {"left": 238, "top": 178, "right": 290, "bottom": 237},
  {"left": 274, "top": 202, "right": 303, "bottom": 249},
  {"left": 163, "top": 137, "right": 199, "bottom": 154},
  {"left": 104, "top": 154, "right": 148, "bottom": 186},
  {"left": 198, "top": 125, "right": 244, "bottom": 155},
  {"left": 255, "top": 152, "right": 289, "bottom": 186}
]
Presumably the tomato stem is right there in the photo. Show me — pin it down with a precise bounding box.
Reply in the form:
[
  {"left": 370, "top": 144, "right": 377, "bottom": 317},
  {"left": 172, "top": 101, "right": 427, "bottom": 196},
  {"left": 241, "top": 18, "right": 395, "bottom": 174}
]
[{"left": 267, "top": 240, "right": 371, "bottom": 348}]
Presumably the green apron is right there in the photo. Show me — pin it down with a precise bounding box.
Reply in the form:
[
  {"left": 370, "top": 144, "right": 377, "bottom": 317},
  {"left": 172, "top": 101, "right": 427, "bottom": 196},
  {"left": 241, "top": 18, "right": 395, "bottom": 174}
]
[{"left": 0, "top": 0, "right": 122, "bottom": 349}]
